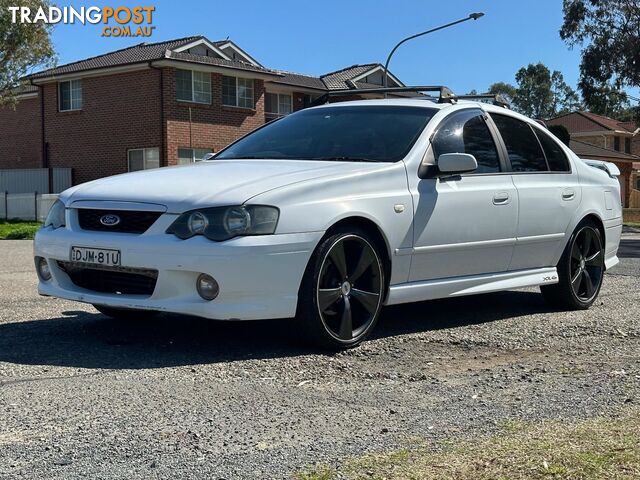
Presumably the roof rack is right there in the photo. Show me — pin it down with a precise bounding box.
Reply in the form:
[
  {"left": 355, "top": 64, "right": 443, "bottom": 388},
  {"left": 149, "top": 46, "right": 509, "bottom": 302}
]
[
  {"left": 310, "top": 85, "right": 456, "bottom": 106},
  {"left": 451, "top": 94, "right": 510, "bottom": 108},
  {"left": 309, "top": 86, "right": 511, "bottom": 109}
]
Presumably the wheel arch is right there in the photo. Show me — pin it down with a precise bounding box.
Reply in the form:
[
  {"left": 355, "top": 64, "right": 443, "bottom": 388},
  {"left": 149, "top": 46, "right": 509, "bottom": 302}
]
[
  {"left": 322, "top": 216, "right": 393, "bottom": 301},
  {"left": 578, "top": 212, "right": 606, "bottom": 246}
]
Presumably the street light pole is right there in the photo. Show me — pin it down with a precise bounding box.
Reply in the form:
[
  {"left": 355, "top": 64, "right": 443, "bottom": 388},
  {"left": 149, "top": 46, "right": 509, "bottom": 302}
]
[{"left": 382, "top": 12, "right": 485, "bottom": 92}]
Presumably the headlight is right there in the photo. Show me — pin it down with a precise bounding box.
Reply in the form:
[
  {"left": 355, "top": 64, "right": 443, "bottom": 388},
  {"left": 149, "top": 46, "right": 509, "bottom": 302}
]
[
  {"left": 188, "top": 211, "right": 209, "bottom": 235},
  {"left": 167, "top": 205, "right": 279, "bottom": 241},
  {"left": 44, "top": 199, "right": 66, "bottom": 229}
]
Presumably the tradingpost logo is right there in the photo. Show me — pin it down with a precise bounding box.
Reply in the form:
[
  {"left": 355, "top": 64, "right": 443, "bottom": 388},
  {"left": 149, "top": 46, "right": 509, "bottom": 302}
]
[{"left": 7, "top": 5, "right": 156, "bottom": 38}]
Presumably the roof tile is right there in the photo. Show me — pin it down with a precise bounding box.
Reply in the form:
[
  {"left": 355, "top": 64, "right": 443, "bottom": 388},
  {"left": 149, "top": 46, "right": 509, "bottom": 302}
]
[
  {"left": 166, "top": 51, "right": 279, "bottom": 75},
  {"left": 570, "top": 139, "right": 639, "bottom": 161},
  {"left": 28, "top": 36, "right": 201, "bottom": 79},
  {"left": 548, "top": 111, "right": 637, "bottom": 133},
  {"left": 26, "top": 37, "right": 403, "bottom": 96},
  {"left": 320, "top": 63, "right": 380, "bottom": 89},
  {"left": 269, "top": 70, "right": 327, "bottom": 90}
]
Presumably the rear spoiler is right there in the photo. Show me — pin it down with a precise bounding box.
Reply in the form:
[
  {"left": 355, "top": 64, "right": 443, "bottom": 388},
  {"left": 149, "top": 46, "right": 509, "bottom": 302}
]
[{"left": 582, "top": 159, "right": 621, "bottom": 178}]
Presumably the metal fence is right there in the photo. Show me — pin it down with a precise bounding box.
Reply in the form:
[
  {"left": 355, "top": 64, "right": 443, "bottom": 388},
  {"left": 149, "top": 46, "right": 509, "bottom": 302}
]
[
  {"left": 0, "top": 192, "right": 58, "bottom": 222},
  {"left": 0, "top": 168, "right": 72, "bottom": 194}
]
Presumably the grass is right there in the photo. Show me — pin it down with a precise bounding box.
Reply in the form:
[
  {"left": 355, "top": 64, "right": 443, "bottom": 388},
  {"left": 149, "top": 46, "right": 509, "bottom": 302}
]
[
  {"left": 0, "top": 219, "right": 41, "bottom": 240},
  {"left": 296, "top": 408, "right": 640, "bottom": 480},
  {"left": 624, "top": 222, "right": 640, "bottom": 228}
]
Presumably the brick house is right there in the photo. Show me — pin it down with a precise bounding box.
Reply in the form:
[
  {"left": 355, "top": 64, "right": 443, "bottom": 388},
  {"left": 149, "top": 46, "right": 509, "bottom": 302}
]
[
  {"left": 0, "top": 36, "right": 404, "bottom": 187},
  {"left": 546, "top": 111, "right": 640, "bottom": 207}
]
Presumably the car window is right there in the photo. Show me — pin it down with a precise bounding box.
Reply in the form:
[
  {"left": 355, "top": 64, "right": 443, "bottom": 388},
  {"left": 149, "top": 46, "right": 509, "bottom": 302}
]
[
  {"left": 215, "top": 106, "right": 437, "bottom": 162},
  {"left": 491, "top": 114, "right": 548, "bottom": 172},
  {"left": 533, "top": 127, "right": 571, "bottom": 172},
  {"left": 432, "top": 110, "right": 500, "bottom": 174}
]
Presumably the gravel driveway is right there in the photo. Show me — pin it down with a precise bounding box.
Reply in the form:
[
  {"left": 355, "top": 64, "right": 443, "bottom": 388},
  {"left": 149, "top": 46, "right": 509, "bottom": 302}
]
[{"left": 1, "top": 239, "right": 638, "bottom": 479}]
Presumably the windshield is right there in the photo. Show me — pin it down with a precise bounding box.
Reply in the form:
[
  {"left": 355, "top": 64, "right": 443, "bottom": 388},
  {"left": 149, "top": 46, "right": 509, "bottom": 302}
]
[{"left": 215, "top": 105, "right": 437, "bottom": 162}]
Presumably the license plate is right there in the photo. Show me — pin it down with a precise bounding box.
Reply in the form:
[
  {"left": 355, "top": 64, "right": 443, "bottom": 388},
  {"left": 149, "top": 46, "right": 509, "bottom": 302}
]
[{"left": 70, "top": 247, "right": 121, "bottom": 267}]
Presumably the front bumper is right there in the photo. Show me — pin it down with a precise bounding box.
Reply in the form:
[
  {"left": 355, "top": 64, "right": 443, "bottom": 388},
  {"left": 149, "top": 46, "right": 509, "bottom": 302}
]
[{"left": 34, "top": 224, "right": 323, "bottom": 320}]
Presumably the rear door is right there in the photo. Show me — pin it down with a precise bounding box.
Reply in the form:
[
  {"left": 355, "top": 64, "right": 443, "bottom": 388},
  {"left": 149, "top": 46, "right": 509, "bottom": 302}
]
[{"left": 489, "top": 113, "right": 580, "bottom": 270}]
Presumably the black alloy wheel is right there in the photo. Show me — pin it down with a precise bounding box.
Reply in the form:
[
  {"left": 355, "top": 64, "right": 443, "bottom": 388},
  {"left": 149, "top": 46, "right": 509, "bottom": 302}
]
[
  {"left": 541, "top": 220, "right": 604, "bottom": 310},
  {"left": 317, "top": 234, "right": 383, "bottom": 341},
  {"left": 298, "top": 228, "right": 385, "bottom": 349},
  {"left": 569, "top": 226, "right": 604, "bottom": 302}
]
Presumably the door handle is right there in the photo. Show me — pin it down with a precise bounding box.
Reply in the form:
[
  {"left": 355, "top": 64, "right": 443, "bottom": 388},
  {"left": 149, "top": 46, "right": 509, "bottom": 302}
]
[
  {"left": 493, "top": 192, "right": 511, "bottom": 205},
  {"left": 562, "top": 189, "right": 575, "bottom": 201}
]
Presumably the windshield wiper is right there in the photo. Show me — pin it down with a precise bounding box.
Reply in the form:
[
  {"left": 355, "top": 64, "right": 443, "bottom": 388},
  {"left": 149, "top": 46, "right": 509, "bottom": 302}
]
[{"left": 311, "top": 156, "right": 380, "bottom": 163}]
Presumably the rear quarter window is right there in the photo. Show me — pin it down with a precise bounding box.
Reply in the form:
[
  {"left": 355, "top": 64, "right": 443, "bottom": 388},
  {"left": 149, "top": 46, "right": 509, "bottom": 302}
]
[{"left": 533, "top": 128, "right": 571, "bottom": 172}]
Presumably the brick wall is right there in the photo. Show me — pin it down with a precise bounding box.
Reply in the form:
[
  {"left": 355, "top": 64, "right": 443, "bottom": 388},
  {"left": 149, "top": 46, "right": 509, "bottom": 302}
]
[
  {"left": 631, "top": 137, "right": 640, "bottom": 157},
  {"left": 292, "top": 91, "right": 308, "bottom": 112},
  {"left": 162, "top": 68, "right": 265, "bottom": 164},
  {"left": 0, "top": 96, "right": 42, "bottom": 169},
  {"left": 624, "top": 209, "right": 640, "bottom": 223},
  {"left": 43, "top": 68, "right": 163, "bottom": 185}
]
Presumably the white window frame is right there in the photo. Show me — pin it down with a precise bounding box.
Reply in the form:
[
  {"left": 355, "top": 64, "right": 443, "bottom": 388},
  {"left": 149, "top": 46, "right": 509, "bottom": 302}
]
[
  {"left": 58, "top": 79, "right": 82, "bottom": 111},
  {"left": 176, "top": 69, "right": 211, "bottom": 104},
  {"left": 127, "top": 148, "right": 160, "bottom": 172},
  {"left": 177, "top": 147, "right": 213, "bottom": 164},
  {"left": 222, "top": 76, "right": 254, "bottom": 109},
  {"left": 265, "top": 92, "right": 293, "bottom": 119}
]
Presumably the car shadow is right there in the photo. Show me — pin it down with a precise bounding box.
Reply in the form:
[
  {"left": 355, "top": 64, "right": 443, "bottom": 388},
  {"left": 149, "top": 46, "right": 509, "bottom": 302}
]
[{"left": 0, "top": 290, "right": 551, "bottom": 370}]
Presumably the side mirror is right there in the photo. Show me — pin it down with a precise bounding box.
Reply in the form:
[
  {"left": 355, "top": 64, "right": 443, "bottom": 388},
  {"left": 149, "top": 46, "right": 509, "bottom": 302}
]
[
  {"left": 202, "top": 153, "right": 216, "bottom": 161},
  {"left": 437, "top": 153, "right": 478, "bottom": 174}
]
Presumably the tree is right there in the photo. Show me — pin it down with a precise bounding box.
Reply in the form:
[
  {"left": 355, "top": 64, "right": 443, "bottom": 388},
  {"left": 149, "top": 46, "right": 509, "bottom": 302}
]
[
  {"left": 551, "top": 71, "right": 581, "bottom": 115},
  {"left": 490, "top": 64, "right": 581, "bottom": 119},
  {"left": 513, "top": 63, "right": 554, "bottom": 119},
  {"left": 0, "top": 0, "right": 56, "bottom": 107},
  {"left": 581, "top": 83, "right": 633, "bottom": 119},
  {"left": 560, "top": 0, "right": 640, "bottom": 120}
]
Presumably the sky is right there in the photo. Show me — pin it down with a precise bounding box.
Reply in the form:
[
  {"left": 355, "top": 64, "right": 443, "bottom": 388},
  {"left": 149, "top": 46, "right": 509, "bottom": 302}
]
[{"left": 46, "top": 0, "right": 639, "bottom": 99}]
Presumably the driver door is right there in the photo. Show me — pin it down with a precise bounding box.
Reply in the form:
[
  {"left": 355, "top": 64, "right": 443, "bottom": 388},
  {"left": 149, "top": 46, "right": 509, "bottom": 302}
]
[{"left": 407, "top": 109, "right": 518, "bottom": 282}]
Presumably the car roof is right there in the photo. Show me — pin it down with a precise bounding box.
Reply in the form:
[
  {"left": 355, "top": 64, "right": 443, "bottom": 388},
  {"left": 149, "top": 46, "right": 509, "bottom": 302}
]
[{"left": 308, "top": 97, "right": 544, "bottom": 127}]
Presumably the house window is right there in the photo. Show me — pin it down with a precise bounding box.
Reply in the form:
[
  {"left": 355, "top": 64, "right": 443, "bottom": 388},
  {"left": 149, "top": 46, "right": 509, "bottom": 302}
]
[
  {"left": 176, "top": 69, "right": 211, "bottom": 104},
  {"left": 222, "top": 76, "right": 254, "bottom": 108},
  {"left": 265, "top": 93, "right": 292, "bottom": 120},
  {"left": 614, "top": 136, "right": 620, "bottom": 151},
  {"left": 177, "top": 147, "right": 213, "bottom": 165},
  {"left": 625, "top": 137, "right": 631, "bottom": 154},
  {"left": 128, "top": 148, "right": 160, "bottom": 172},
  {"left": 59, "top": 80, "right": 82, "bottom": 111}
]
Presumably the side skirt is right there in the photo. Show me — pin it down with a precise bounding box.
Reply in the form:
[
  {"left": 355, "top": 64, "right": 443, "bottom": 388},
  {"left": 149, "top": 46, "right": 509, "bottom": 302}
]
[{"left": 386, "top": 267, "right": 558, "bottom": 305}]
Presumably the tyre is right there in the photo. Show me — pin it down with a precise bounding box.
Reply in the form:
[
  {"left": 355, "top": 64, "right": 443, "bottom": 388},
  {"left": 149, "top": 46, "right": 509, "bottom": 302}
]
[
  {"left": 93, "top": 305, "right": 158, "bottom": 320},
  {"left": 541, "top": 219, "right": 605, "bottom": 310},
  {"left": 297, "top": 226, "right": 385, "bottom": 349}
]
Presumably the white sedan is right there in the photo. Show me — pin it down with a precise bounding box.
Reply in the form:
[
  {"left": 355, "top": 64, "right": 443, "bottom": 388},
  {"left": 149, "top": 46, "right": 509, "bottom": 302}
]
[{"left": 34, "top": 98, "right": 622, "bottom": 348}]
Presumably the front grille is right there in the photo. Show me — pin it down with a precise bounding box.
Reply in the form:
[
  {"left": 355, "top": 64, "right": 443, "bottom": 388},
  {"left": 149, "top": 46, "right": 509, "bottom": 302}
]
[
  {"left": 57, "top": 262, "right": 158, "bottom": 296},
  {"left": 77, "top": 209, "right": 162, "bottom": 234}
]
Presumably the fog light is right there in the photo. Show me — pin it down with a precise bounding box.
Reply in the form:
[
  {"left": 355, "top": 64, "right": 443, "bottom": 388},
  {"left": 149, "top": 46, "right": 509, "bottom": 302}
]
[
  {"left": 35, "top": 256, "right": 52, "bottom": 282},
  {"left": 196, "top": 273, "right": 219, "bottom": 301}
]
